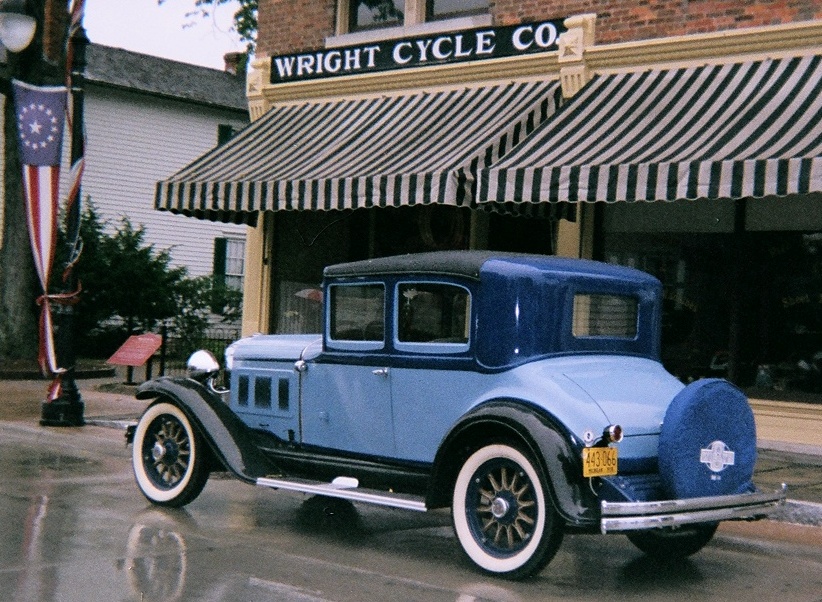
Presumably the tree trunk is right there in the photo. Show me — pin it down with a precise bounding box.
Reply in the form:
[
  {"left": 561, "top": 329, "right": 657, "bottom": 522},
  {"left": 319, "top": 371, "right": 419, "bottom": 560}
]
[
  {"left": 0, "top": 0, "right": 69, "bottom": 364},
  {"left": 0, "top": 94, "right": 38, "bottom": 361}
]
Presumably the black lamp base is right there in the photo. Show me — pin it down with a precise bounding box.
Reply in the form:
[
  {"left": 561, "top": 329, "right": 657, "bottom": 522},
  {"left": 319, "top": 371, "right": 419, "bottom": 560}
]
[{"left": 40, "top": 398, "right": 85, "bottom": 427}]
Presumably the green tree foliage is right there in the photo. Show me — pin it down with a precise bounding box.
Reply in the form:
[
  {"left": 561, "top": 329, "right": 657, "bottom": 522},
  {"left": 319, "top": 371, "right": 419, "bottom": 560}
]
[
  {"left": 161, "top": 0, "right": 404, "bottom": 61},
  {"left": 160, "top": 0, "right": 258, "bottom": 58},
  {"left": 60, "top": 204, "right": 241, "bottom": 357}
]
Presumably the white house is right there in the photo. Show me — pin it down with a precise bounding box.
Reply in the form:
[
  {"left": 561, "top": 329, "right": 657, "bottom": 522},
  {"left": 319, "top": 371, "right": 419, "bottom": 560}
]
[
  {"left": 78, "top": 44, "right": 249, "bottom": 286},
  {"left": 1, "top": 45, "right": 249, "bottom": 288}
]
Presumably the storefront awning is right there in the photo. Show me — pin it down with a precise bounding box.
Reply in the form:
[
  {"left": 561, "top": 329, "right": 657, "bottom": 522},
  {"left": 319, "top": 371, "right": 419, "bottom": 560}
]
[
  {"left": 479, "top": 56, "right": 822, "bottom": 205},
  {"left": 156, "top": 81, "right": 562, "bottom": 225}
]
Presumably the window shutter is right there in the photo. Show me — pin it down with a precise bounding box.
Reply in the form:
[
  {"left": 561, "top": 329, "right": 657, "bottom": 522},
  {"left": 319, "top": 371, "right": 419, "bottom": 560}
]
[{"left": 213, "top": 237, "right": 227, "bottom": 285}]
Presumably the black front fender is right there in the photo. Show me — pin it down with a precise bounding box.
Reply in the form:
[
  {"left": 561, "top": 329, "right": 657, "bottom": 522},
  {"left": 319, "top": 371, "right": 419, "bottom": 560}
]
[
  {"left": 136, "top": 377, "right": 277, "bottom": 483},
  {"left": 429, "top": 400, "right": 599, "bottom": 528}
]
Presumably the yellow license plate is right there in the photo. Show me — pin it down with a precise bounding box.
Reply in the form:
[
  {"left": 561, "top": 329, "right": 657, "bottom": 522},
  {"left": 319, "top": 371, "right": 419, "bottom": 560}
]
[{"left": 582, "top": 446, "right": 618, "bottom": 477}]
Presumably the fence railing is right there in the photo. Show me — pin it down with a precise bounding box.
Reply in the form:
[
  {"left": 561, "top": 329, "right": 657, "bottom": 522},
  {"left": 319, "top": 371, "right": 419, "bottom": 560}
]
[{"left": 158, "top": 325, "right": 241, "bottom": 378}]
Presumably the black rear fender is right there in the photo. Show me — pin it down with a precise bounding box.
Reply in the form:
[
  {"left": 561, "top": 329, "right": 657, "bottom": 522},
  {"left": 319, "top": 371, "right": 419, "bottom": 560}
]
[
  {"left": 135, "top": 377, "right": 276, "bottom": 483},
  {"left": 429, "top": 400, "right": 598, "bottom": 528}
]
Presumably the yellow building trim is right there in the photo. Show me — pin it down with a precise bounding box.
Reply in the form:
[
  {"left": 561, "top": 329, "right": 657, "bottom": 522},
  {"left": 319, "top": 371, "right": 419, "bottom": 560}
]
[{"left": 240, "top": 213, "right": 274, "bottom": 337}]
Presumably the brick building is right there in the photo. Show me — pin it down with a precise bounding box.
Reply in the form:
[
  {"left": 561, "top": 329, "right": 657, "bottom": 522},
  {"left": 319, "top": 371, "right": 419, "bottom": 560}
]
[{"left": 156, "top": 1, "right": 822, "bottom": 404}]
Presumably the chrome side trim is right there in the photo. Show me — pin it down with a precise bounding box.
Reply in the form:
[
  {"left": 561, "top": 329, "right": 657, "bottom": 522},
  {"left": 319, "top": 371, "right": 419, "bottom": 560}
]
[
  {"left": 600, "top": 485, "right": 787, "bottom": 534},
  {"left": 257, "top": 476, "right": 428, "bottom": 512}
]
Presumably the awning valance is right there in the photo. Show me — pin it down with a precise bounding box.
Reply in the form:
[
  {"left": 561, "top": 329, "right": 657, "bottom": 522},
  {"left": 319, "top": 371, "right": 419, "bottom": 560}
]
[
  {"left": 479, "top": 56, "right": 822, "bottom": 206},
  {"left": 156, "top": 81, "right": 562, "bottom": 225}
]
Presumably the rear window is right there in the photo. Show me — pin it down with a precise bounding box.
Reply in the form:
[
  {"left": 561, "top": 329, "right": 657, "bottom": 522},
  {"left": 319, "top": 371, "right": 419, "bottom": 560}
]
[{"left": 573, "top": 294, "right": 638, "bottom": 339}]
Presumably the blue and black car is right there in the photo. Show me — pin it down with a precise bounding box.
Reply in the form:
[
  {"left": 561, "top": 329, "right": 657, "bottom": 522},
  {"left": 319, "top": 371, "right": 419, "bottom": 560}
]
[{"left": 128, "top": 251, "right": 785, "bottom": 579}]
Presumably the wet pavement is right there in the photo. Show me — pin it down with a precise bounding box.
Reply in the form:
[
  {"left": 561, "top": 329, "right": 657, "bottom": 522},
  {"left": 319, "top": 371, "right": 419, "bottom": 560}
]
[{"left": 2, "top": 376, "right": 822, "bottom": 528}]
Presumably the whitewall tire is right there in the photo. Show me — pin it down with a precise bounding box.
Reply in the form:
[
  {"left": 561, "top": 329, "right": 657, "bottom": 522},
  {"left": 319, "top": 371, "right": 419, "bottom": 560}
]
[
  {"left": 132, "top": 402, "right": 209, "bottom": 507},
  {"left": 452, "top": 443, "right": 563, "bottom": 579}
]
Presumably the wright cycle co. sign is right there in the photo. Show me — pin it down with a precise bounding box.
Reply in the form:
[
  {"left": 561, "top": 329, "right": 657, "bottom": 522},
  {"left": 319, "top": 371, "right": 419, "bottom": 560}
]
[{"left": 270, "top": 20, "right": 567, "bottom": 84}]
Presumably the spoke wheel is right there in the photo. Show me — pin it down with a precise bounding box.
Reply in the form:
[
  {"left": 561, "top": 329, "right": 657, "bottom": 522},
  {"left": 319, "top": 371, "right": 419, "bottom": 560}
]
[
  {"left": 132, "top": 402, "right": 209, "bottom": 507},
  {"left": 452, "top": 444, "right": 563, "bottom": 579}
]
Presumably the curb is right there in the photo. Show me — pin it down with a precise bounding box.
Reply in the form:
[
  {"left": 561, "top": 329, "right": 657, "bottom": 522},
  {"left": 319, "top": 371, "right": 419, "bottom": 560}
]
[
  {"left": 0, "top": 367, "right": 116, "bottom": 380},
  {"left": 770, "top": 500, "right": 822, "bottom": 527}
]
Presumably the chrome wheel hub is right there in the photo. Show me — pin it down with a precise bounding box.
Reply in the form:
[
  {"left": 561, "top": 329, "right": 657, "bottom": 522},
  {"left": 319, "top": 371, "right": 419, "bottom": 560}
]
[
  {"left": 152, "top": 442, "right": 166, "bottom": 462},
  {"left": 491, "top": 497, "right": 510, "bottom": 519}
]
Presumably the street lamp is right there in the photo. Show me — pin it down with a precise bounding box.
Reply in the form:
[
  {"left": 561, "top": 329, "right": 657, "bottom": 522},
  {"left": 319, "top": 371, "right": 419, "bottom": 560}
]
[
  {"left": 0, "top": 0, "right": 35, "bottom": 53},
  {"left": 43, "top": 19, "right": 88, "bottom": 426}
]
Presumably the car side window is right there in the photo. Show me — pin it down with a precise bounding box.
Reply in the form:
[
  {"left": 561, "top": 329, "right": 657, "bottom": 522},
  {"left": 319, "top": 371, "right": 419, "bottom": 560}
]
[
  {"left": 573, "top": 293, "right": 638, "bottom": 339},
  {"left": 328, "top": 283, "right": 385, "bottom": 344},
  {"left": 397, "top": 283, "right": 470, "bottom": 346}
]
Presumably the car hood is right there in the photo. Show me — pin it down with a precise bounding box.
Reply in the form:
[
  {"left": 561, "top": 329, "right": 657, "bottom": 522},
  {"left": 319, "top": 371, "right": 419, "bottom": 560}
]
[
  {"left": 561, "top": 356, "right": 684, "bottom": 436},
  {"left": 228, "top": 334, "right": 322, "bottom": 364}
]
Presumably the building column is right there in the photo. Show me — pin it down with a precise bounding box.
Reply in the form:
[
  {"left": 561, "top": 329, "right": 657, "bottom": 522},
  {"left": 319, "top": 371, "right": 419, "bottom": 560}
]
[{"left": 241, "top": 213, "right": 274, "bottom": 336}]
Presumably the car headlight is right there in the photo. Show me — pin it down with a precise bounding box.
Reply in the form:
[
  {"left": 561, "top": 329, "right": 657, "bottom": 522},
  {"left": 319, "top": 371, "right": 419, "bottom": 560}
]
[{"left": 186, "top": 350, "right": 220, "bottom": 382}]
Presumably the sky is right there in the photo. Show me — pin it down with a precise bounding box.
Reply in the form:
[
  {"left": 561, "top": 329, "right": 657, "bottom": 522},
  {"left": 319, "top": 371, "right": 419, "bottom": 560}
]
[{"left": 83, "top": 0, "right": 245, "bottom": 70}]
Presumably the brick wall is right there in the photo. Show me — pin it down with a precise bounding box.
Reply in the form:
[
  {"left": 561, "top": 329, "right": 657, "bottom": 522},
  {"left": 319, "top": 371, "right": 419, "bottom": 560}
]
[
  {"left": 256, "top": 0, "right": 822, "bottom": 56},
  {"left": 491, "top": 0, "right": 822, "bottom": 44},
  {"left": 257, "top": 0, "right": 337, "bottom": 57}
]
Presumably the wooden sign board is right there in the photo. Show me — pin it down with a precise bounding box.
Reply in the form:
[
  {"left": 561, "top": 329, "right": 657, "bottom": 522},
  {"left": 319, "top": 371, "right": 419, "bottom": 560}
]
[{"left": 107, "top": 333, "right": 162, "bottom": 367}]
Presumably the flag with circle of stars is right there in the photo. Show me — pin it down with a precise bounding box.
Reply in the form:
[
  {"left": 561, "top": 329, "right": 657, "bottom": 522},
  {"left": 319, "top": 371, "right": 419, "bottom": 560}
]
[
  {"left": 11, "top": 80, "right": 69, "bottom": 378},
  {"left": 13, "top": 80, "right": 67, "bottom": 166}
]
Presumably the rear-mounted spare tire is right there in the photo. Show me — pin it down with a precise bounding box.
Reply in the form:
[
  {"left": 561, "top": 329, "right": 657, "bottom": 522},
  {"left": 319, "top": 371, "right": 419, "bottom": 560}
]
[{"left": 658, "top": 378, "right": 757, "bottom": 499}]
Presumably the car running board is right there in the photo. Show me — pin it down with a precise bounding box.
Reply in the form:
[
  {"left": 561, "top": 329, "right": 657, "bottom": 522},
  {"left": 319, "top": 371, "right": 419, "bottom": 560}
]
[{"left": 256, "top": 476, "right": 428, "bottom": 512}]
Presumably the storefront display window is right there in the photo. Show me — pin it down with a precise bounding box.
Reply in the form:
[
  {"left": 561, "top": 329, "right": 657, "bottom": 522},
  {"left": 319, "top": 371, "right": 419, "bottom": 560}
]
[
  {"left": 604, "top": 228, "right": 822, "bottom": 401},
  {"left": 269, "top": 206, "right": 554, "bottom": 335}
]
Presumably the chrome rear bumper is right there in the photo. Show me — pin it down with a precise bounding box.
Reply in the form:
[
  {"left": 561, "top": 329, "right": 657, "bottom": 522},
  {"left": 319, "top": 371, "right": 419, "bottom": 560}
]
[{"left": 600, "top": 485, "right": 787, "bottom": 533}]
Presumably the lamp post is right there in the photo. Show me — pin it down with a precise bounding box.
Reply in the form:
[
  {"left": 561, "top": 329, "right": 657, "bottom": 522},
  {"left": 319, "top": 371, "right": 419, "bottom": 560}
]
[{"left": 42, "top": 19, "right": 87, "bottom": 426}]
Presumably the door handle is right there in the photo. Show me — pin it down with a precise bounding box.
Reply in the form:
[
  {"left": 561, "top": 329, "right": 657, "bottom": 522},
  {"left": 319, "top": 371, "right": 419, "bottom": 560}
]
[{"left": 372, "top": 367, "right": 389, "bottom": 377}]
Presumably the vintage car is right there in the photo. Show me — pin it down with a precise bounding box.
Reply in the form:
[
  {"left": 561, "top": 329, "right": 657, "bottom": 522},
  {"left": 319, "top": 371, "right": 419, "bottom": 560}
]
[{"left": 128, "top": 251, "right": 785, "bottom": 579}]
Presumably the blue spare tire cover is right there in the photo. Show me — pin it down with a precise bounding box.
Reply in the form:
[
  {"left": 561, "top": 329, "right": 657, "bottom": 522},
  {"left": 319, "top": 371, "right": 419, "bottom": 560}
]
[{"left": 658, "top": 378, "right": 756, "bottom": 499}]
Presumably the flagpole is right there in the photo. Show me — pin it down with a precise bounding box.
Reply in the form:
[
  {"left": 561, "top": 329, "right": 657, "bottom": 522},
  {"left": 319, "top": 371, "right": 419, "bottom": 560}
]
[{"left": 40, "top": 18, "right": 87, "bottom": 427}]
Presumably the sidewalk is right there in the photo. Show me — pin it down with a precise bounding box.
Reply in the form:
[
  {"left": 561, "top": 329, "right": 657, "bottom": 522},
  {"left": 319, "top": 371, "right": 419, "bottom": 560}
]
[{"left": 2, "top": 376, "right": 821, "bottom": 526}]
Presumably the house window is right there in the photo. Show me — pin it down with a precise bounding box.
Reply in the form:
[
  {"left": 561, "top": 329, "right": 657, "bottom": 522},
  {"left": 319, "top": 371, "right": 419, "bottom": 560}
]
[
  {"left": 346, "top": 0, "right": 488, "bottom": 32},
  {"left": 350, "top": 0, "right": 404, "bottom": 31},
  {"left": 214, "top": 237, "right": 245, "bottom": 290},
  {"left": 427, "top": 0, "right": 488, "bottom": 21}
]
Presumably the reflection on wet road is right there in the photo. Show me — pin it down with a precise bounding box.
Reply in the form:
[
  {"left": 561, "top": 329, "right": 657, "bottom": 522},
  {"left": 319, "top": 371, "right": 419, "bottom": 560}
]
[{"left": 0, "top": 422, "right": 820, "bottom": 602}]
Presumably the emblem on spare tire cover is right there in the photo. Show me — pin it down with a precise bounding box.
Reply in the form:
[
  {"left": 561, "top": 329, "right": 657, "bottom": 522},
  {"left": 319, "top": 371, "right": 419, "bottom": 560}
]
[
  {"left": 658, "top": 379, "right": 757, "bottom": 499},
  {"left": 700, "top": 440, "right": 735, "bottom": 472}
]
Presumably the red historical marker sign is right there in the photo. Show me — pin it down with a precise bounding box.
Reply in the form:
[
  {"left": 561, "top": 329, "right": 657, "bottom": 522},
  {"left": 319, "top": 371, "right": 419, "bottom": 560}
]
[{"left": 107, "top": 333, "right": 162, "bottom": 367}]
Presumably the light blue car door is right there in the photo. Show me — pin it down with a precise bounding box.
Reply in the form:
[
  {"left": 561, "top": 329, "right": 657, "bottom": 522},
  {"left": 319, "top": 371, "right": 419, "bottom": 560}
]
[
  {"left": 300, "top": 362, "right": 394, "bottom": 457},
  {"left": 389, "top": 281, "right": 477, "bottom": 462},
  {"left": 299, "top": 281, "right": 395, "bottom": 457}
]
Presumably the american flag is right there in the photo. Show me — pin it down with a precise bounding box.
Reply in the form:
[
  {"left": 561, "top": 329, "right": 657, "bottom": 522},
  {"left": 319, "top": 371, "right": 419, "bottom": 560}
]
[{"left": 12, "top": 80, "right": 68, "bottom": 378}]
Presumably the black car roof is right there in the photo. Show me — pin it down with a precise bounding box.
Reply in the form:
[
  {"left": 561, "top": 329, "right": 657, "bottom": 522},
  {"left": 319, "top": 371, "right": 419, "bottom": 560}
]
[
  {"left": 323, "top": 250, "right": 659, "bottom": 286},
  {"left": 324, "top": 251, "right": 499, "bottom": 281}
]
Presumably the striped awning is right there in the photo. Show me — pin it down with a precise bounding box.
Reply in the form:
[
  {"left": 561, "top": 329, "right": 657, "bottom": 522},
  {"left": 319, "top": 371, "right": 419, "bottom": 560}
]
[
  {"left": 156, "top": 81, "right": 562, "bottom": 225},
  {"left": 479, "top": 56, "right": 822, "bottom": 206}
]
